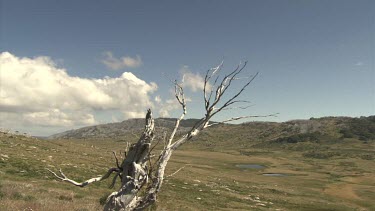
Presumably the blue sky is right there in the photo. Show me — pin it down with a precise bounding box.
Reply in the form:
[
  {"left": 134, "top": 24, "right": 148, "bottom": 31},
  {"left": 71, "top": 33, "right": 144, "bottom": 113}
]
[{"left": 1, "top": 0, "right": 374, "bottom": 136}]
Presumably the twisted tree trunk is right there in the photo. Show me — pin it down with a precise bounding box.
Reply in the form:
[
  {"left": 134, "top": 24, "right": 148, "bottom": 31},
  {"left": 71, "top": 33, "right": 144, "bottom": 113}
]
[{"left": 104, "top": 109, "right": 155, "bottom": 210}]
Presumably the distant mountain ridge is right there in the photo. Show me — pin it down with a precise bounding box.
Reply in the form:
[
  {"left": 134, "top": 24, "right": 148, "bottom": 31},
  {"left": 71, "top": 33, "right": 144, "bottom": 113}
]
[
  {"left": 48, "top": 118, "right": 203, "bottom": 139},
  {"left": 48, "top": 116, "right": 375, "bottom": 142}
]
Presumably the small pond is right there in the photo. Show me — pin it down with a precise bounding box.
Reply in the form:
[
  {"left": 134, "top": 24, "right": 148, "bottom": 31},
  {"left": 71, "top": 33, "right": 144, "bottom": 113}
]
[
  {"left": 235, "top": 164, "right": 265, "bottom": 169},
  {"left": 262, "top": 173, "right": 288, "bottom": 177}
]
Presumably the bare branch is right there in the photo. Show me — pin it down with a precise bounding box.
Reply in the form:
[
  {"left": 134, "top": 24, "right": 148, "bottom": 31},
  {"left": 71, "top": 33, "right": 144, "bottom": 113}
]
[
  {"left": 211, "top": 72, "right": 259, "bottom": 117},
  {"left": 148, "top": 134, "right": 162, "bottom": 156},
  {"left": 220, "top": 105, "right": 254, "bottom": 111},
  {"left": 208, "top": 62, "right": 249, "bottom": 111},
  {"left": 47, "top": 168, "right": 119, "bottom": 187},
  {"left": 206, "top": 113, "right": 279, "bottom": 127},
  {"left": 112, "top": 151, "right": 121, "bottom": 169},
  {"left": 204, "top": 61, "right": 224, "bottom": 109},
  {"left": 214, "top": 100, "right": 253, "bottom": 111},
  {"left": 109, "top": 172, "right": 121, "bottom": 189},
  {"left": 232, "top": 76, "right": 252, "bottom": 80},
  {"left": 168, "top": 81, "right": 187, "bottom": 146}
]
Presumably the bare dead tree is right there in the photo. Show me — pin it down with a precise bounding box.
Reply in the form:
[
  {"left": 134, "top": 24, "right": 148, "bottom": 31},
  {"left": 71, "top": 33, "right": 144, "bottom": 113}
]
[{"left": 48, "top": 62, "right": 276, "bottom": 210}]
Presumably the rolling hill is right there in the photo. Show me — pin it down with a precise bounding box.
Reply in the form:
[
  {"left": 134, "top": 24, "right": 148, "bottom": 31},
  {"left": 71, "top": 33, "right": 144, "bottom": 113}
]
[
  {"left": 48, "top": 118, "right": 204, "bottom": 139},
  {"left": 1, "top": 116, "right": 374, "bottom": 210},
  {"left": 49, "top": 116, "right": 375, "bottom": 144}
]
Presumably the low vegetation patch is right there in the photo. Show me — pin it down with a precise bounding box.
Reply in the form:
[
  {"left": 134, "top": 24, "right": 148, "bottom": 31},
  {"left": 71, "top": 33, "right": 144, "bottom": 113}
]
[
  {"left": 340, "top": 116, "right": 375, "bottom": 141},
  {"left": 303, "top": 150, "right": 341, "bottom": 159}
]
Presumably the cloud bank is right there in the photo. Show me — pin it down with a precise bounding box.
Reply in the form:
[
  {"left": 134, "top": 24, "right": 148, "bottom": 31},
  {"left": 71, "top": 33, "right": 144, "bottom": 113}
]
[
  {"left": 0, "top": 52, "right": 157, "bottom": 134},
  {"left": 0, "top": 52, "right": 213, "bottom": 135},
  {"left": 101, "top": 51, "right": 142, "bottom": 70}
]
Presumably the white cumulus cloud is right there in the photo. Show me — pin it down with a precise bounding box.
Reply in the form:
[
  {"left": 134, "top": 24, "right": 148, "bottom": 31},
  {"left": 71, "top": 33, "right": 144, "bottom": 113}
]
[
  {"left": 180, "top": 65, "right": 210, "bottom": 92},
  {"left": 157, "top": 98, "right": 181, "bottom": 117},
  {"left": 0, "top": 52, "right": 157, "bottom": 135},
  {"left": 155, "top": 95, "right": 192, "bottom": 118},
  {"left": 101, "top": 51, "right": 142, "bottom": 70}
]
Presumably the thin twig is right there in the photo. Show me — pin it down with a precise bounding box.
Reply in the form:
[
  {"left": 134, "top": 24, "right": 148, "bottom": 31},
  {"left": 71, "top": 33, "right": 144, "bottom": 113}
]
[
  {"left": 112, "top": 151, "right": 120, "bottom": 169},
  {"left": 166, "top": 165, "right": 191, "bottom": 178}
]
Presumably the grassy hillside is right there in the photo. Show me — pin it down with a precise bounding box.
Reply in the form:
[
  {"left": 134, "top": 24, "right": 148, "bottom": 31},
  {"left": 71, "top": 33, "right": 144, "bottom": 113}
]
[{"left": 1, "top": 117, "right": 374, "bottom": 210}]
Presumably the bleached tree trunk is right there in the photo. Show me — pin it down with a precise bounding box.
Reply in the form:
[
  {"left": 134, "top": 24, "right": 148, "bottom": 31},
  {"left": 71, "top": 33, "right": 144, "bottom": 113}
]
[
  {"left": 48, "top": 62, "right": 276, "bottom": 211},
  {"left": 103, "top": 109, "right": 155, "bottom": 210}
]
